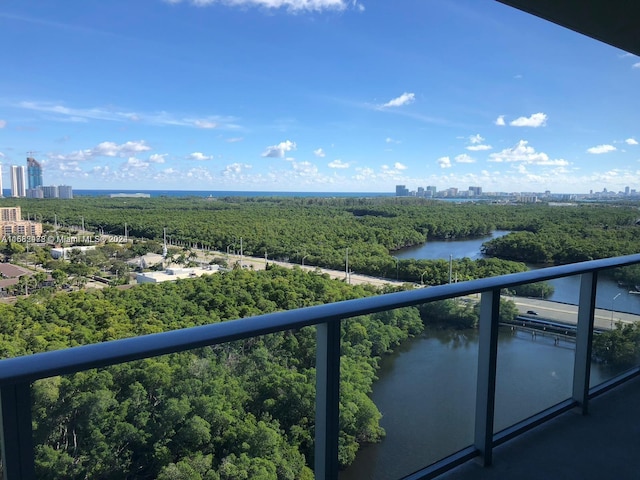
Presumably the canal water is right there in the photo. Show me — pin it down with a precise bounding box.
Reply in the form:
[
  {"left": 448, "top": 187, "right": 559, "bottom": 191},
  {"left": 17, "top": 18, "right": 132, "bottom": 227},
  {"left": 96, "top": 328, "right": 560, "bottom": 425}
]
[
  {"left": 395, "top": 230, "right": 640, "bottom": 314},
  {"left": 340, "top": 328, "right": 612, "bottom": 480},
  {"left": 341, "top": 232, "right": 635, "bottom": 479}
]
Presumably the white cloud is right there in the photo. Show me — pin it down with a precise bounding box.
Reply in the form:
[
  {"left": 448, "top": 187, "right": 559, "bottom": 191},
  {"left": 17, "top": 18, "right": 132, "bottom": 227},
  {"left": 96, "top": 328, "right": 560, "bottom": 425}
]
[
  {"left": 495, "top": 115, "right": 506, "bottom": 126},
  {"left": 385, "top": 137, "right": 401, "bottom": 144},
  {"left": 382, "top": 92, "right": 415, "bottom": 108},
  {"left": 262, "top": 140, "right": 296, "bottom": 158},
  {"left": 489, "top": 140, "right": 568, "bottom": 166},
  {"left": 17, "top": 100, "right": 239, "bottom": 129},
  {"left": 467, "top": 144, "right": 492, "bottom": 151},
  {"left": 188, "top": 152, "right": 212, "bottom": 161},
  {"left": 469, "top": 134, "right": 484, "bottom": 144},
  {"left": 0, "top": 120, "right": 6, "bottom": 128},
  {"left": 353, "top": 167, "right": 375, "bottom": 181},
  {"left": 125, "top": 157, "right": 150, "bottom": 169},
  {"left": 314, "top": 148, "right": 326, "bottom": 158},
  {"left": 292, "top": 160, "right": 319, "bottom": 176},
  {"left": 165, "top": 0, "right": 362, "bottom": 12},
  {"left": 226, "top": 137, "right": 244, "bottom": 143},
  {"left": 223, "top": 162, "right": 251, "bottom": 176},
  {"left": 95, "top": 141, "right": 151, "bottom": 157},
  {"left": 438, "top": 156, "right": 452, "bottom": 168},
  {"left": 58, "top": 161, "right": 82, "bottom": 172},
  {"left": 49, "top": 140, "right": 152, "bottom": 163},
  {"left": 193, "top": 119, "right": 217, "bottom": 129},
  {"left": 149, "top": 153, "right": 167, "bottom": 163},
  {"left": 455, "top": 154, "right": 475, "bottom": 164},
  {"left": 509, "top": 112, "right": 547, "bottom": 128},
  {"left": 633, "top": 62, "right": 640, "bottom": 69},
  {"left": 587, "top": 144, "right": 616, "bottom": 154},
  {"left": 625, "top": 138, "right": 638, "bottom": 145},
  {"left": 328, "top": 159, "right": 350, "bottom": 169}
]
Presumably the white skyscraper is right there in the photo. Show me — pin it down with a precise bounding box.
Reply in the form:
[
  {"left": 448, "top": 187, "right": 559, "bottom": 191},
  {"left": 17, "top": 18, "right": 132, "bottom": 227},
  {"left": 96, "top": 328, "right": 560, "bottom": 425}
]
[{"left": 10, "top": 165, "right": 26, "bottom": 198}]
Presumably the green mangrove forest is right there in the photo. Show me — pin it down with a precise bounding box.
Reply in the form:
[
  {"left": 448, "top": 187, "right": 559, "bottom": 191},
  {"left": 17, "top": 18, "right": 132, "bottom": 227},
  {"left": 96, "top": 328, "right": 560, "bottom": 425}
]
[{"left": 1, "top": 196, "right": 640, "bottom": 478}]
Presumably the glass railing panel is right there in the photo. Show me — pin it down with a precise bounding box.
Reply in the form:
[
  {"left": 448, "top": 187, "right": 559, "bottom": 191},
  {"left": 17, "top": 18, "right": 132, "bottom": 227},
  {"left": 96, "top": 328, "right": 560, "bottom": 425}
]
[
  {"left": 494, "top": 279, "right": 577, "bottom": 432},
  {"left": 340, "top": 300, "right": 478, "bottom": 480},
  {"left": 30, "top": 332, "right": 318, "bottom": 480},
  {"left": 590, "top": 266, "right": 640, "bottom": 386}
]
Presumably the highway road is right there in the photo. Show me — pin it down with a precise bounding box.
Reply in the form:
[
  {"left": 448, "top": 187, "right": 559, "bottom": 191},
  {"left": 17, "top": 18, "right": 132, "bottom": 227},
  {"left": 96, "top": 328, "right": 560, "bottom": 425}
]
[
  {"left": 510, "top": 296, "right": 640, "bottom": 331},
  {"left": 197, "top": 250, "right": 640, "bottom": 330},
  {"left": 206, "top": 251, "right": 406, "bottom": 288}
]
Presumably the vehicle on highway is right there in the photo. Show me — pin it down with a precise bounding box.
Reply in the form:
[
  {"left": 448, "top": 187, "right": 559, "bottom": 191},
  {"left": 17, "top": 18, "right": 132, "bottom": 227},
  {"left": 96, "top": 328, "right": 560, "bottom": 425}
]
[{"left": 526, "top": 310, "right": 538, "bottom": 315}]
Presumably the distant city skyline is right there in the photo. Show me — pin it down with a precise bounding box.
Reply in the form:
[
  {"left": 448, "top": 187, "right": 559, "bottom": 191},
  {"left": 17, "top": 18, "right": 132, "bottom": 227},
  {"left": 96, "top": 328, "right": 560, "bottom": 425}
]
[
  {"left": 0, "top": 1, "right": 638, "bottom": 193},
  {"left": 0, "top": 156, "right": 73, "bottom": 199}
]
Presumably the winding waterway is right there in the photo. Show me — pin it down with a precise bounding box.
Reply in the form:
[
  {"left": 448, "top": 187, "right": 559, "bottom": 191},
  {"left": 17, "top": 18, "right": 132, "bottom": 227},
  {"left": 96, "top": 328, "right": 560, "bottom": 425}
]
[
  {"left": 341, "top": 232, "right": 636, "bottom": 479},
  {"left": 396, "top": 230, "right": 640, "bottom": 314}
]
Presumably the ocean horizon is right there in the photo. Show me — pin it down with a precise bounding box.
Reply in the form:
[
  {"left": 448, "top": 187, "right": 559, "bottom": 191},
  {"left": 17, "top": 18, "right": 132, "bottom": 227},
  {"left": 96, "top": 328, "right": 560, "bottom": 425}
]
[{"left": 72, "top": 189, "right": 396, "bottom": 198}]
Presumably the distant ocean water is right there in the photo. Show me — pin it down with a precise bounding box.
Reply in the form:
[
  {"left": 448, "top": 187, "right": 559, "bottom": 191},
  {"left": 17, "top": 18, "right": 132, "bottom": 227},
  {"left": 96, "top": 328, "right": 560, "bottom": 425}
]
[{"left": 73, "top": 190, "right": 395, "bottom": 198}]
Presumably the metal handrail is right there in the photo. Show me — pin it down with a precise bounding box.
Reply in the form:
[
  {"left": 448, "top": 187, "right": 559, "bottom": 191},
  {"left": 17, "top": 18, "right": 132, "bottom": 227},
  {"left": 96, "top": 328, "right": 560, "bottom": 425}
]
[
  {"left": 2, "top": 253, "right": 639, "bottom": 385},
  {"left": 1, "top": 253, "right": 640, "bottom": 480}
]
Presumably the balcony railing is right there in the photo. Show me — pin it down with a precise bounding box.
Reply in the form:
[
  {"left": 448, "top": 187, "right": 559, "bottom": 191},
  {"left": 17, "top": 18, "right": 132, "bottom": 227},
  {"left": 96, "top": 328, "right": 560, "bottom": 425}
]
[{"left": 2, "top": 253, "right": 640, "bottom": 480}]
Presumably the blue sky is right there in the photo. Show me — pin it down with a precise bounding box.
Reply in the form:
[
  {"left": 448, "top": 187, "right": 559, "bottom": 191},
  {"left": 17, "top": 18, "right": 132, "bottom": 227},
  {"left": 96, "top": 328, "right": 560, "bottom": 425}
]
[{"left": 1, "top": 0, "right": 639, "bottom": 193}]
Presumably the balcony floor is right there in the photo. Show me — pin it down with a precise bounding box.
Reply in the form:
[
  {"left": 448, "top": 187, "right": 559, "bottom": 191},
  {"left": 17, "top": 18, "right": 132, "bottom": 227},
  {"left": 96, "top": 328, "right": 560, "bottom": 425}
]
[{"left": 438, "top": 375, "right": 640, "bottom": 480}]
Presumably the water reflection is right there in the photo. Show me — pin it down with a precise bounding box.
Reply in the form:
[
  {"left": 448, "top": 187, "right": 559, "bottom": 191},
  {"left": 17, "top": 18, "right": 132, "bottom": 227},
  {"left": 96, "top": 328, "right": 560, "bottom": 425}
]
[{"left": 341, "top": 327, "right": 609, "bottom": 480}]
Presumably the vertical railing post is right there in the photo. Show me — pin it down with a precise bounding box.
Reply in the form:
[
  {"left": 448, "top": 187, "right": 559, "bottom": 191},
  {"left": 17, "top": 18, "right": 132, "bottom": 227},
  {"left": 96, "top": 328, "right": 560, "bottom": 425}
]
[
  {"left": 315, "top": 320, "right": 341, "bottom": 479},
  {"left": 573, "top": 271, "right": 597, "bottom": 415},
  {"left": 0, "top": 383, "right": 35, "bottom": 480},
  {"left": 475, "top": 289, "right": 500, "bottom": 466}
]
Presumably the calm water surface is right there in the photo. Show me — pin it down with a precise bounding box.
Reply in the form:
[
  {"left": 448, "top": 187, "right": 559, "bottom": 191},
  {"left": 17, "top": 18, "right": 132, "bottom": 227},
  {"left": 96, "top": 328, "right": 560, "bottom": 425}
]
[
  {"left": 394, "top": 230, "right": 510, "bottom": 261},
  {"left": 396, "top": 231, "right": 640, "bottom": 313},
  {"left": 342, "top": 233, "right": 633, "bottom": 479},
  {"left": 340, "top": 328, "right": 610, "bottom": 480}
]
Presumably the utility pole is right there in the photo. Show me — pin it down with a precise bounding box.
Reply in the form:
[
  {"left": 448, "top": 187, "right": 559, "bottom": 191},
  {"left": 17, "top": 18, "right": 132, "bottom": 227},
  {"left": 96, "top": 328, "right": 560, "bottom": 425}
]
[
  {"left": 345, "top": 247, "right": 350, "bottom": 284},
  {"left": 449, "top": 254, "right": 453, "bottom": 283}
]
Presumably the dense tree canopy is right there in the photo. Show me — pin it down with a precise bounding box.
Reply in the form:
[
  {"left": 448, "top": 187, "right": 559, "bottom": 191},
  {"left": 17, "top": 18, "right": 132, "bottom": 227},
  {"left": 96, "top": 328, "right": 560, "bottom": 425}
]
[
  {"left": 6, "top": 197, "right": 640, "bottom": 278},
  {"left": 0, "top": 267, "right": 427, "bottom": 479},
  {"left": 2, "top": 196, "right": 640, "bottom": 478}
]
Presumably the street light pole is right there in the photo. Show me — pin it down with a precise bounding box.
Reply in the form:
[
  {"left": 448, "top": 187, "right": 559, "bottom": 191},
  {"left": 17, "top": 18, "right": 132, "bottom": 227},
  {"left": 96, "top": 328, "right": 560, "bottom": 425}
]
[
  {"left": 449, "top": 254, "right": 453, "bottom": 284},
  {"left": 302, "top": 255, "right": 309, "bottom": 267},
  {"left": 421, "top": 271, "right": 428, "bottom": 286},
  {"left": 611, "top": 293, "right": 622, "bottom": 329}
]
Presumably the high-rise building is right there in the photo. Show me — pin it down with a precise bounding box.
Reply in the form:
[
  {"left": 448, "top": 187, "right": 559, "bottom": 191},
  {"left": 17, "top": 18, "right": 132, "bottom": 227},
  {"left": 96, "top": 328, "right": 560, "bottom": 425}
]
[
  {"left": 10, "top": 166, "right": 26, "bottom": 198},
  {"left": 27, "top": 157, "right": 43, "bottom": 190},
  {"left": 58, "top": 185, "right": 73, "bottom": 199},
  {"left": 42, "top": 185, "right": 59, "bottom": 198},
  {"left": 27, "top": 188, "right": 44, "bottom": 199},
  {"left": 395, "top": 185, "right": 409, "bottom": 197}
]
